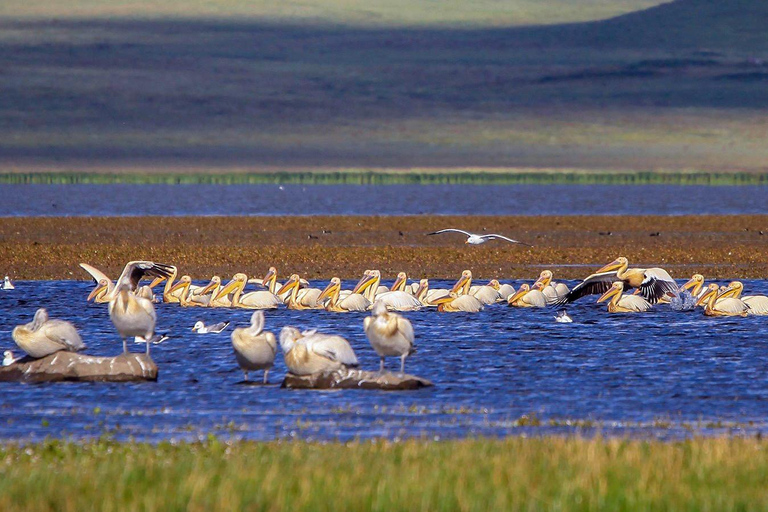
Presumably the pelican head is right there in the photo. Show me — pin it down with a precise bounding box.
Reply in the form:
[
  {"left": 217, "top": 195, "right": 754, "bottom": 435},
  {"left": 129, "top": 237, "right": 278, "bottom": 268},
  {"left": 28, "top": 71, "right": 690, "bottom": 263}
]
[
  {"left": 213, "top": 274, "right": 246, "bottom": 301},
  {"left": 277, "top": 274, "right": 302, "bottom": 295},
  {"left": 371, "top": 300, "right": 388, "bottom": 316},
  {"left": 695, "top": 283, "right": 721, "bottom": 306},
  {"left": 192, "top": 321, "right": 205, "bottom": 332},
  {"left": 169, "top": 275, "right": 192, "bottom": 295},
  {"left": 279, "top": 326, "right": 303, "bottom": 354},
  {"left": 596, "top": 256, "right": 629, "bottom": 274},
  {"left": 198, "top": 275, "right": 222, "bottom": 297},
  {"left": 318, "top": 277, "right": 342, "bottom": 303},
  {"left": 507, "top": 283, "right": 530, "bottom": 303},
  {"left": 391, "top": 272, "right": 408, "bottom": 292},
  {"left": 352, "top": 270, "right": 380, "bottom": 294},
  {"left": 597, "top": 281, "right": 624, "bottom": 303},
  {"left": 533, "top": 270, "right": 553, "bottom": 288},
  {"left": 721, "top": 281, "right": 744, "bottom": 299},
  {"left": 352, "top": 270, "right": 373, "bottom": 294},
  {"left": 262, "top": 267, "right": 277, "bottom": 288},
  {"left": 414, "top": 278, "right": 429, "bottom": 301},
  {"left": 451, "top": 270, "right": 473, "bottom": 294},
  {"left": 680, "top": 274, "right": 704, "bottom": 292},
  {"left": 488, "top": 279, "right": 501, "bottom": 290},
  {"left": 87, "top": 278, "right": 111, "bottom": 301}
]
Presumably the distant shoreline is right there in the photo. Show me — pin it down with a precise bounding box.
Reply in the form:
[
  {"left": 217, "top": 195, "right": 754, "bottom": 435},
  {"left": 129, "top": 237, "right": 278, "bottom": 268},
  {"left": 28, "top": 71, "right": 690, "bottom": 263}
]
[{"left": 2, "top": 170, "right": 768, "bottom": 185}]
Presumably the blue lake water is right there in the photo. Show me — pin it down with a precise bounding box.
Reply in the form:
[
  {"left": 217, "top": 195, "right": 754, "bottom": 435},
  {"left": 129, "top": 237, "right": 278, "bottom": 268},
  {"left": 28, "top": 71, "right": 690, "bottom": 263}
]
[
  {"left": 0, "top": 184, "right": 767, "bottom": 216},
  {"left": 1, "top": 279, "right": 768, "bottom": 442}
]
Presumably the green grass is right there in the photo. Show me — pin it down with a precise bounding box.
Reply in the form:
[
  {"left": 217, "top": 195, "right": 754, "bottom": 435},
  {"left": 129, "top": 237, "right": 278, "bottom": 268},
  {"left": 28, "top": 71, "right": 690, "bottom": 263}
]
[
  {"left": 3, "top": 170, "right": 768, "bottom": 185},
  {"left": 2, "top": 436, "right": 768, "bottom": 511}
]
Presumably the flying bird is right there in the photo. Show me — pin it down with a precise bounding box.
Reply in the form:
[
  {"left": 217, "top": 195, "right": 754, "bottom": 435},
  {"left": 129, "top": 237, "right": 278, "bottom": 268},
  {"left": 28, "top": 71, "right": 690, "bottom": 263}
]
[{"left": 427, "top": 229, "right": 531, "bottom": 246}]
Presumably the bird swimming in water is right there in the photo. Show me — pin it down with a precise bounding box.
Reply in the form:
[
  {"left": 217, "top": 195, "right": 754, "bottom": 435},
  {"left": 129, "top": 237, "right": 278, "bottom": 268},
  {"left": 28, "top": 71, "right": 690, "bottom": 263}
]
[
  {"left": 427, "top": 228, "right": 532, "bottom": 246},
  {"left": 554, "top": 310, "right": 573, "bottom": 323},
  {"left": 192, "top": 321, "right": 230, "bottom": 334},
  {"left": 2, "top": 276, "right": 14, "bottom": 290}
]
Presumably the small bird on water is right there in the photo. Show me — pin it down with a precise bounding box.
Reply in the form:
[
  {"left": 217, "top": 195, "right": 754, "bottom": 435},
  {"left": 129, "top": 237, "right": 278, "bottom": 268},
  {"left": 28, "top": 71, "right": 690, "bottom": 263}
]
[
  {"left": 3, "top": 350, "right": 19, "bottom": 366},
  {"left": 192, "top": 321, "right": 230, "bottom": 334},
  {"left": 2, "top": 276, "right": 14, "bottom": 290},
  {"left": 427, "top": 229, "right": 532, "bottom": 246},
  {"left": 554, "top": 310, "right": 573, "bottom": 323}
]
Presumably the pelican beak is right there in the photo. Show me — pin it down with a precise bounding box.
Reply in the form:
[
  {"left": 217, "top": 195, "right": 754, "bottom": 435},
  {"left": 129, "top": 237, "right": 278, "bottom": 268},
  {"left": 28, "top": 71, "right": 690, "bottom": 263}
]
[
  {"left": 148, "top": 276, "right": 165, "bottom": 289},
  {"left": 352, "top": 274, "right": 376, "bottom": 294},
  {"left": 719, "top": 284, "right": 738, "bottom": 299},
  {"left": 597, "top": 286, "right": 619, "bottom": 303},
  {"left": 197, "top": 279, "right": 218, "bottom": 296},
  {"left": 532, "top": 274, "right": 550, "bottom": 288},
  {"left": 596, "top": 258, "right": 623, "bottom": 274},
  {"left": 276, "top": 276, "right": 298, "bottom": 295},
  {"left": 87, "top": 282, "right": 107, "bottom": 301},
  {"left": 391, "top": 274, "right": 405, "bottom": 292},
  {"left": 432, "top": 295, "right": 454, "bottom": 305},
  {"left": 317, "top": 281, "right": 339, "bottom": 302},
  {"left": 695, "top": 288, "right": 715, "bottom": 306},
  {"left": 262, "top": 268, "right": 276, "bottom": 288},
  {"left": 680, "top": 278, "right": 697, "bottom": 291},
  {"left": 450, "top": 274, "right": 469, "bottom": 294},
  {"left": 507, "top": 287, "right": 527, "bottom": 303},
  {"left": 168, "top": 280, "right": 188, "bottom": 295},
  {"left": 213, "top": 279, "right": 240, "bottom": 301}
]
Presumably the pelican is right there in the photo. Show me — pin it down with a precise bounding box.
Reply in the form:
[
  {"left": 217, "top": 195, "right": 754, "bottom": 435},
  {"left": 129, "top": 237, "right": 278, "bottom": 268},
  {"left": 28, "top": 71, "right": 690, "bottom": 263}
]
[
  {"left": 497, "top": 282, "right": 517, "bottom": 302},
  {"left": 533, "top": 270, "right": 569, "bottom": 304},
  {"left": 279, "top": 326, "right": 359, "bottom": 375},
  {"left": 2, "top": 276, "right": 14, "bottom": 290},
  {"left": 507, "top": 282, "right": 547, "bottom": 308},
  {"left": 680, "top": 274, "right": 706, "bottom": 298},
  {"left": 81, "top": 263, "right": 157, "bottom": 303},
  {"left": 3, "top": 350, "right": 19, "bottom": 366},
  {"left": 280, "top": 274, "right": 323, "bottom": 308},
  {"left": 364, "top": 300, "right": 415, "bottom": 373},
  {"left": 427, "top": 228, "right": 532, "bottom": 246},
  {"left": 469, "top": 279, "right": 502, "bottom": 305},
  {"left": 12, "top": 308, "right": 86, "bottom": 358},
  {"left": 554, "top": 310, "right": 573, "bottom": 323},
  {"left": 231, "top": 311, "right": 277, "bottom": 383},
  {"left": 556, "top": 257, "right": 677, "bottom": 305},
  {"left": 278, "top": 274, "right": 324, "bottom": 310},
  {"left": 192, "top": 321, "right": 230, "bottom": 334},
  {"left": 413, "top": 279, "right": 450, "bottom": 307},
  {"left": 597, "top": 282, "right": 652, "bottom": 313},
  {"left": 433, "top": 292, "right": 484, "bottom": 312},
  {"left": 354, "top": 270, "right": 422, "bottom": 311},
  {"left": 718, "top": 281, "right": 768, "bottom": 316},
  {"left": 99, "top": 260, "right": 173, "bottom": 356},
  {"left": 215, "top": 274, "right": 281, "bottom": 309},
  {"left": 696, "top": 283, "right": 749, "bottom": 317},
  {"left": 317, "top": 277, "right": 370, "bottom": 312}
]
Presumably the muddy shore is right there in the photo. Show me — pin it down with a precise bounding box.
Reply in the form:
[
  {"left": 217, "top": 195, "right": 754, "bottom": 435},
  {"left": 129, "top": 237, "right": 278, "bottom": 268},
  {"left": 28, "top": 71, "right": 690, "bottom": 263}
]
[{"left": 1, "top": 216, "right": 766, "bottom": 281}]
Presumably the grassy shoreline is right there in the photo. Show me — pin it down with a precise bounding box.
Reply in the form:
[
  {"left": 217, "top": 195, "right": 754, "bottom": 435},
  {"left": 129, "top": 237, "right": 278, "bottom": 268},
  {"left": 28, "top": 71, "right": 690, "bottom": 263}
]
[
  {"left": 1, "top": 436, "right": 767, "bottom": 511},
  {"left": 3, "top": 170, "right": 768, "bottom": 185}
]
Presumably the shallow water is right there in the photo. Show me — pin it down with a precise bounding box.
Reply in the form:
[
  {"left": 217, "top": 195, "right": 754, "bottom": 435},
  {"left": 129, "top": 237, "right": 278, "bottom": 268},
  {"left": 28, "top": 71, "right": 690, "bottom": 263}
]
[
  {"left": 1, "top": 184, "right": 767, "bottom": 216},
  {"left": 1, "top": 279, "right": 768, "bottom": 442}
]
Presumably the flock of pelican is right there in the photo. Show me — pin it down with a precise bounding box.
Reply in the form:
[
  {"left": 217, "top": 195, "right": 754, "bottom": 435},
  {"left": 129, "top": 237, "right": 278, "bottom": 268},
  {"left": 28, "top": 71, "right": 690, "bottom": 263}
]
[{"left": 3, "top": 254, "right": 767, "bottom": 382}]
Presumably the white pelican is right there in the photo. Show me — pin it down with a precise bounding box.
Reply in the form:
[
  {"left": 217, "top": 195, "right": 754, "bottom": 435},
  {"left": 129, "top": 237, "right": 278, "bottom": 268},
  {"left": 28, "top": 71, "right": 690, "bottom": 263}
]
[
  {"left": 507, "top": 282, "right": 547, "bottom": 308},
  {"left": 231, "top": 311, "right": 277, "bottom": 383},
  {"left": 717, "top": 281, "right": 768, "bottom": 316},
  {"left": 427, "top": 228, "right": 532, "bottom": 246},
  {"left": 533, "top": 270, "right": 569, "bottom": 304},
  {"left": 469, "top": 279, "right": 502, "bottom": 305},
  {"left": 102, "top": 261, "right": 173, "bottom": 356},
  {"left": 497, "top": 282, "right": 516, "bottom": 302},
  {"left": 173, "top": 275, "right": 217, "bottom": 307},
  {"left": 3, "top": 350, "right": 19, "bottom": 366},
  {"left": 12, "top": 308, "right": 86, "bottom": 358},
  {"left": 215, "top": 273, "right": 280, "bottom": 309},
  {"left": 696, "top": 283, "right": 749, "bottom": 317},
  {"left": 556, "top": 256, "right": 678, "bottom": 305},
  {"left": 354, "top": 270, "right": 422, "bottom": 311},
  {"left": 317, "top": 277, "right": 370, "bottom": 312},
  {"left": 192, "top": 321, "right": 230, "bottom": 334},
  {"left": 2, "top": 276, "right": 14, "bottom": 290},
  {"left": 433, "top": 292, "right": 484, "bottom": 312},
  {"left": 81, "top": 263, "right": 157, "bottom": 303},
  {"left": 554, "top": 310, "right": 573, "bottom": 323},
  {"left": 597, "top": 281, "right": 652, "bottom": 313},
  {"left": 277, "top": 274, "right": 323, "bottom": 310},
  {"left": 414, "top": 279, "right": 450, "bottom": 306},
  {"left": 279, "top": 326, "right": 359, "bottom": 375},
  {"left": 364, "top": 300, "right": 415, "bottom": 373},
  {"left": 87, "top": 278, "right": 113, "bottom": 303}
]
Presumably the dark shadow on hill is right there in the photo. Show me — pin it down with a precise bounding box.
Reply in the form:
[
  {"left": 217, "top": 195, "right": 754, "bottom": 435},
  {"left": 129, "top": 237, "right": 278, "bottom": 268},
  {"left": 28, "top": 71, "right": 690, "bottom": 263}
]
[{"left": 0, "top": 0, "right": 766, "bottom": 167}]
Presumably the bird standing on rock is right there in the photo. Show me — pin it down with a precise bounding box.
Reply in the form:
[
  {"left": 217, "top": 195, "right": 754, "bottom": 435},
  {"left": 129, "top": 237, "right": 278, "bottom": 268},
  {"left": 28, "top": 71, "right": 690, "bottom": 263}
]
[
  {"left": 231, "top": 311, "right": 277, "bottom": 383},
  {"left": 364, "top": 300, "right": 415, "bottom": 374},
  {"left": 12, "top": 308, "right": 85, "bottom": 358}
]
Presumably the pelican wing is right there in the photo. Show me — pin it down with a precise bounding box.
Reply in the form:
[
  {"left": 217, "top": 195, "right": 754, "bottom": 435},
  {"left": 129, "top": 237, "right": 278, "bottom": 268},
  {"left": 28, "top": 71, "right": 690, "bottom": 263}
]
[
  {"left": 116, "top": 261, "right": 175, "bottom": 291},
  {"left": 396, "top": 316, "right": 415, "bottom": 346},
  {"left": 79, "top": 263, "right": 111, "bottom": 284},
  {"left": 209, "top": 321, "right": 230, "bottom": 333},
  {"left": 554, "top": 271, "right": 619, "bottom": 306},
  {"left": 427, "top": 229, "right": 472, "bottom": 237},
  {"left": 618, "top": 295, "right": 652, "bottom": 312},
  {"left": 482, "top": 234, "right": 532, "bottom": 247},
  {"left": 715, "top": 297, "right": 750, "bottom": 314},
  {"left": 42, "top": 321, "right": 85, "bottom": 352},
  {"left": 638, "top": 269, "right": 679, "bottom": 304},
  {"left": 743, "top": 296, "right": 768, "bottom": 315},
  {"left": 305, "top": 335, "right": 359, "bottom": 367}
]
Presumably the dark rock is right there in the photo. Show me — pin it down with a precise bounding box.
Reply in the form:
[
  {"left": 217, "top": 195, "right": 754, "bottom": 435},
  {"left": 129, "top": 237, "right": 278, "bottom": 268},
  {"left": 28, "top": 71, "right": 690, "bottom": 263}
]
[
  {"left": 0, "top": 352, "right": 158, "bottom": 383},
  {"left": 282, "top": 369, "right": 433, "bottom": 390}
]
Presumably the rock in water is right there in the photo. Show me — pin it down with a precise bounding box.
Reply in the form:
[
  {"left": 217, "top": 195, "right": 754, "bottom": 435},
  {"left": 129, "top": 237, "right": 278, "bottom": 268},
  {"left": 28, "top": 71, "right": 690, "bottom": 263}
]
[
  {"left": 282, "top": 368, "right": 432, "bottom": 390},
  {"left": 0, "top": 352, "right": 158, "bottom": 383}
]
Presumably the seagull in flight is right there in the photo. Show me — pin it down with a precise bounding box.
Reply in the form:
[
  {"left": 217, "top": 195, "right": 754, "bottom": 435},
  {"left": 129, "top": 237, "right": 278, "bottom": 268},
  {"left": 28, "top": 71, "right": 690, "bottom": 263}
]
[{"left": 427, "top": 229, "right": 532, "bottom": 246}]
